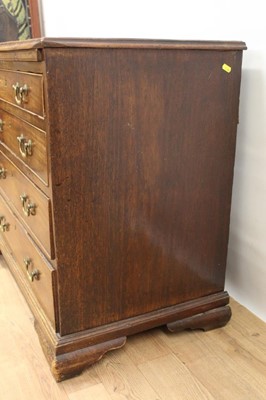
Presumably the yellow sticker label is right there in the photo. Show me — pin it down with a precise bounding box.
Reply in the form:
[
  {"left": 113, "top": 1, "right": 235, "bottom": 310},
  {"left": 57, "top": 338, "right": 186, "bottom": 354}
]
[{"left": 222, "top": 63, "right": 232, "bottom": 73}]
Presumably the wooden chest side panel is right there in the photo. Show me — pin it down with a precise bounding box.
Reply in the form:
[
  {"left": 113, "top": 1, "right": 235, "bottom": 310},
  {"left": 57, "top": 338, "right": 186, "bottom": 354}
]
[{"left": 45, "top": 48, "right": 243, "bottom": 335}]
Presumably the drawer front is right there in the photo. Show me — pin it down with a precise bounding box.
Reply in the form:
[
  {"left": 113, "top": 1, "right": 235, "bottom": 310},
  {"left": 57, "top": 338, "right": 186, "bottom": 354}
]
[
  {"left": 0, "top": 109, "right": 48, "bottom": 185},
  {"left": 0, "top": 194, "right": 55, "bottom": 324},
  {"left": 0, "top": 152, "right": 54, "bottom": 258},
  {"left": 0, "top": 69, "right": 44, "bottom": 117}
]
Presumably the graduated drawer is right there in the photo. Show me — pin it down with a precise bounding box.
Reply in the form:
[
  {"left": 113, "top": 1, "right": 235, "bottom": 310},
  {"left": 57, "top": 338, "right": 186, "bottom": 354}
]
[
  {"left": 0, "top": 152, "right": 54, "bottom": 259},
  {"left": 0, "top": 69, "right": 44, "bottom": 117},
  {"left": 0, "top": 194, "right": 55, "bottom": 325},
  {"left": 0, "top": 109, "right": 48, "bottom": 185}
]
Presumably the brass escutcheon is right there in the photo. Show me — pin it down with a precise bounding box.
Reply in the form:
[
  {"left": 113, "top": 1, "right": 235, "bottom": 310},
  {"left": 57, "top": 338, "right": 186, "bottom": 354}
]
[
  {"left": 0, "top": 167, "right": 6, "bottom": 179},
  {"left": 0, "top": 215, "right": 9, "bottom": 232},
  {"left": 20, "top": 194, "right": 36, "bottom": 216},
  {"left": 17, "top": 134, "right": 33, "bottom": 158},
  {"left": 12, "top": 82, "right": 29, "bottom": 105},
  {"left": 23, "top": 258, "right": 40, "bottom": 282}
]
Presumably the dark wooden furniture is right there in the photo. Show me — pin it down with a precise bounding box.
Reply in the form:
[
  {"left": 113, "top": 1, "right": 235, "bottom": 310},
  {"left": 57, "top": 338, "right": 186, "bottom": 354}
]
[{"left": 0, "top": 38, "right": 246, "bottom": 381}]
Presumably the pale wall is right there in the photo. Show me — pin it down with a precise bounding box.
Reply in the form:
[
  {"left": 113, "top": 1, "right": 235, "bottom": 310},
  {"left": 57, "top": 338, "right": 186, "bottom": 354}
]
[{"left": 41, "top": 0, "right": 266, "bottom": 321}]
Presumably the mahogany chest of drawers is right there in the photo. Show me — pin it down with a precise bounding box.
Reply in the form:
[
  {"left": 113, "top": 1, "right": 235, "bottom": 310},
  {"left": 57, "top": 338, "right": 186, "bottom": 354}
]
[{"left": 0, "top": 38, "right": 246, "bottom": 381}]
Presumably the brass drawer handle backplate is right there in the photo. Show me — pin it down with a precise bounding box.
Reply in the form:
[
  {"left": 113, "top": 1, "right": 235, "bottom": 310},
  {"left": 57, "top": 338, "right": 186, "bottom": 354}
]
[
  {"left": 12, "top": 82, "right": 29, "bottom": 105},
  {"left": 0, "top": 118, "right": 4, "bottom": 132},
  {"left": 23, "top": 258, "right": 40, "bottom": 282},
  {"left": 17, "top": 134, "right": 33, "bottom": 158},
  {"left": 20, "top": 194, "right": 36, "bottom": 216},
  {"left": 0, "top": 215, "right": 9, "bottom": 232},
  {"left": 0, "top": 167, "right": 7, "bottom": 179}
]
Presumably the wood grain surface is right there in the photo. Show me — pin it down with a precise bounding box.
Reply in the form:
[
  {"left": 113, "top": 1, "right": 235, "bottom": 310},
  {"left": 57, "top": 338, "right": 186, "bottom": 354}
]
[{"left": 45, "top": 47, "right": 243, "bottom": 334}]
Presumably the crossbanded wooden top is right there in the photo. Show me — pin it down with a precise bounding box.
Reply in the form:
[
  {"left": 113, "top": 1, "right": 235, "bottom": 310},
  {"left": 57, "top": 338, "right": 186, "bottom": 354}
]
[{"left": 0, "top": 37, "right": 247, "bottom": 51}]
